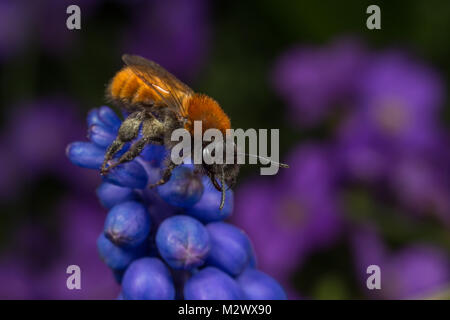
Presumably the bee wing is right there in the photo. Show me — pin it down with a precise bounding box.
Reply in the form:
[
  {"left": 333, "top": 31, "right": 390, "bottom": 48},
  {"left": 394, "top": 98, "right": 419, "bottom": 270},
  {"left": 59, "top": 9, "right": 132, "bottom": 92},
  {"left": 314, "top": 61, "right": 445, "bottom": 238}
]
[{"left": 122, "top": 54, "right": 193, "bottom": 118}]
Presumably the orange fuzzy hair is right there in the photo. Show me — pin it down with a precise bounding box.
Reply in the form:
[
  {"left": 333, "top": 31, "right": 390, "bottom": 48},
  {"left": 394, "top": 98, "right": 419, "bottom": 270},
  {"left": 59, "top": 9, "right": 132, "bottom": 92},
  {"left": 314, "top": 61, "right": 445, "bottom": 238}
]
[
  {"left": 185, "top": 94, "right": 231, "bottom": 135},
  {"left": 108, "top": 67, "right": 163, "bottom": 106}
]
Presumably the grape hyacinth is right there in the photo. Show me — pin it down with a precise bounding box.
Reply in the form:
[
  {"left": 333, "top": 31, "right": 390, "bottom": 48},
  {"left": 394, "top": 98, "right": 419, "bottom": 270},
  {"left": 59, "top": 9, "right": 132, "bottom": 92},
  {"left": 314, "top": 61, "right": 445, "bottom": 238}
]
[{"left": 66, "top": 105, "right": 286, "bottom": 300}]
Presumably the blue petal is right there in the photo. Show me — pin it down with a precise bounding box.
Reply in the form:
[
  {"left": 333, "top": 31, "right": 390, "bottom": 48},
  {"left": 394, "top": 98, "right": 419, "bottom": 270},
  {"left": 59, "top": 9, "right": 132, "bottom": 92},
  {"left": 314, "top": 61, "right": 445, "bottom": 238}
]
[
  {"left": 98, "top": 106, "right": 122, "bottom": 132},
  {"left": 156, "top": 215, "right": 210, "bottom": 270},
  {"left": 88, "top": 124, "right": 116, "bottom": 148},
  {"left": 205, "top": 222, "right": 253, "bottom": 276},
  {"left": 140, "top": 144, "right": 168, "bottom": 167},
  {"left": 122, "top": 258, "right": 175, "bottom": 300},
  {"left": 237, "top": 269, "right": 287, "bottom": 300},
  {"left": 184, "top": 267, "right": 245, "bottom": 300},
  {"left": 104, "top": 201, "right": 151, "bottom": 248},
  {"left": 87, "top": 108, "right": 102, "bottom": 127},
  {"left": 97, "top": 233, "right": 147, "bottom": 271},
  {"left": 186, "top": 176, "right": 234, "bottom": 223},
  {"left": 156, "top": 165, "right": 204, "bottom": 208},
  {"left": 66, "top": 142, "right": 104, "bottom": 169},
  {"left": 96, "top": 182, "right": 138, "bottom": 209},
  {"left": 103, "top": 160, "right": 148, "bottom": 189}
]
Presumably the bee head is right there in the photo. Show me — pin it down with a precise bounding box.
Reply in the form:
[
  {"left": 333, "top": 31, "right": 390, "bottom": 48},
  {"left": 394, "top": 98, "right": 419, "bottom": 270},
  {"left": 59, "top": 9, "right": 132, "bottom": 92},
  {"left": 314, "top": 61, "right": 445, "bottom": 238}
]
[
  {"left": 206, "top": 162, "right": 239, "bottom": 192},
  {"left": 201, "top": 141, "right": 239, "bottom": 191}
]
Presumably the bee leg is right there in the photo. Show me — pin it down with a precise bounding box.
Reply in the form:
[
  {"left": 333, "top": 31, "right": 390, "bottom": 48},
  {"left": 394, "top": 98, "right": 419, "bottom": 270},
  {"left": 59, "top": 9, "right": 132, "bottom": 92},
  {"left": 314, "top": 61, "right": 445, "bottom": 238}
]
[
  {"left": 101, "top": 111, "right": 144, "bottom": 175},
  {"left": 103, "top": 116, "right": 164, "bottom": 172},
  {"left": 148, "top": 161, "right": 178, "bottom": 188},
  {"left": 207, "top": 171, "right": 222, "bottom": 192},
  {"left": 219, "top": 168, "right": 226, "bottom": 210},
  {"left": 102, "top": 137, "right": 150, "bottom": 172}
]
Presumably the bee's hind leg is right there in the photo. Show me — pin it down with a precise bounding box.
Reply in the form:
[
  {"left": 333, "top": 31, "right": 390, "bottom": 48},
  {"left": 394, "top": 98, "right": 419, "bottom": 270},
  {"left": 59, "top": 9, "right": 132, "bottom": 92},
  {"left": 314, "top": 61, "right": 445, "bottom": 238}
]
[
  {"left": 103, "top": 115, "right": 164, "bottom": 173},
  {"left": 148, "top": 160, "right": 178, "bottom": 188},
  {"left": 207, "top": 171, "right": 222, "bottom": 192},
  {"left": 101, "top": 111, "right": 145, "bottom": 175}
]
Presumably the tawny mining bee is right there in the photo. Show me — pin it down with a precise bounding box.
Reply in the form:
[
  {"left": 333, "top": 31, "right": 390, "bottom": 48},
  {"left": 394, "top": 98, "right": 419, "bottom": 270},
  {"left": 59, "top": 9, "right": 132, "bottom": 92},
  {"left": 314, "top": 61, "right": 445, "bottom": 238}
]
[{"left": 101, "top": 55, "right": 287, "bottom": 209}]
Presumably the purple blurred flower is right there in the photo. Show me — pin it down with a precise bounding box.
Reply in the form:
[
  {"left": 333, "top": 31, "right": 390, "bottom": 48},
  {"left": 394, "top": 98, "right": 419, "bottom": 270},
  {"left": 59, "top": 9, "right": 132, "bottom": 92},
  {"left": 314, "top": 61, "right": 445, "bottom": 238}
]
[
  {"left": 36, "top": 198, "right": 120, "bottom": 299},
  {"left": 353, "top": 51, "right": 443, "bottom": 153},
  {"left": 233, "top": 144, "right": 342, "bottom": 290},
  {"left": 384, "top": 245, "right": 450, "bottom": 299},
  {"left": 272, "top": 38, "right": 367, "bottom": 126},
  {"left": 351, "top": 226, "right": 450, "bottom": 299},
  {"left": 0, "top": 0, "right": 30, "bottom": 60},
  {"left": 6, "top": 98, "right": 83, "bottom": 171},
  {"left": 350, "top": 226, "right": 387, "bottom": 289},
  {"left": 336, "top": 114, "right": 394, "bottom": 182},
  {"left": 122, "top": 0, "right": 210, "bottom": 80},
  {"left": 389, "top": 151, "right": 450, "bottom": 225},
  {"left": 0, "top": 97, "right": 99, "bottom": 200},
  {"left": 277, "top": 145, "right": 342, "bottom": 248},
  {"left": 0, "top": 197, "right": 119, "bottom": 299},
  {"left": 0, "top": 260, "right": 33, "bottom": 299},
  {"left": 337, "top": 51, "right": 444, "bottom": 179},
  {"left": 335, "top": 51, "right": 450, "bottom": 222}
]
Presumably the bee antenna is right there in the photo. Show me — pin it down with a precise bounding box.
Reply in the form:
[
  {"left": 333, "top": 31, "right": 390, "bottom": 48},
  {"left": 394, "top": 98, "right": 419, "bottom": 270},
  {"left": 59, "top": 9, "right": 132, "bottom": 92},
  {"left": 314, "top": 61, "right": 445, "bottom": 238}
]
[{"left": 236, "top": 152, "right": 289, "bottom": 168}]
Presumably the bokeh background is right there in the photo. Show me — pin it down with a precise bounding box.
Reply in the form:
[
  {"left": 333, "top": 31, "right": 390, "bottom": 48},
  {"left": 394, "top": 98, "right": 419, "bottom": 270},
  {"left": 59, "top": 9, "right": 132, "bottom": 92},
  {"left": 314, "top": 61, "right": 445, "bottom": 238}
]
[{"left": 1, "top": 0, "right": 449, "bottom": 299}]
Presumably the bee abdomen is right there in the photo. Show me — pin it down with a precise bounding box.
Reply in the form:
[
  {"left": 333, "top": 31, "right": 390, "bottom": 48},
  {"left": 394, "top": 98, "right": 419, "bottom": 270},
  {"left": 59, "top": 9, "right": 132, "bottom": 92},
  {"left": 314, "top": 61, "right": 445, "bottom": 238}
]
[
  {"left": 108, "top": 67, "right": 156, "bottom": 107},
  {"left": 132, "top": 84, "right": 156, "bottom": 104},
  {"left": 109, "top": 68, "right": 132, "bottom": 100}
]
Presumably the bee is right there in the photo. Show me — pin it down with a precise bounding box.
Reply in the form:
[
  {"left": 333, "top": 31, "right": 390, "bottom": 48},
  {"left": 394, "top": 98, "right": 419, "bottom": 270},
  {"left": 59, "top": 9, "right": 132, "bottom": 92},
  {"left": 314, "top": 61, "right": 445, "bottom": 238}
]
[
  {"left": 102, "top": 55, "right": 287, "bottom": 210},
  {"left": 101, "top": 54, "right": 240, "bottom": 209}
]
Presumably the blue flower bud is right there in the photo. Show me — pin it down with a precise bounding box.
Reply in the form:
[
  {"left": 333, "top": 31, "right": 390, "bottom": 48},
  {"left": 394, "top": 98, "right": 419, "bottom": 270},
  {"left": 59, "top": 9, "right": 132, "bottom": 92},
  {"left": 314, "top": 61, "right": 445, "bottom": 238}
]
[
  {"left": 237, "top": 269, "right": 287, "bottom": 300},
  {"left": 87, "top": 108, "right": 102, "bottom": 127},
  {"left": 184, "top": 267, "right": 244, "bottom": 300},
  {"left": 206, "top": 222, "right": 253, "bottom": 276},
  {"left": 103, "top": 160, "right": 148, "bottom": 189},
  {"left": 66, "top": 142, "right": 104, "bottom": 169},
  {"left": 104, "top": 201, "right": 151, "bottom": 248},
  {"left": 97, "top": 233, "right": 147, "bottom": 271},
  {"left": 122, "top": 257, "right": 175, "bottom": 300},
  {"left": 88, "top": 124, "right": 116, "bottom": 148},
  {"left": 156, "top": 215, "right": 210, "bottom": 270},
  {"left": 186, "top": 177, "right": 233, "bottom": 223},
  {"left": 139, "top": 160, "right": 163, "bottom": 186},
  {"left": 96, "top": 182, "right": 138, "bottom": 209},
  {"left": 98, "top": 106, "right": 121, "bottom": 131},
  {"left": 157, "top": 165, "right": 204, "bottom": 208},
  {"left": 140, "top": 144, "right": 167, "bottom": 167}
]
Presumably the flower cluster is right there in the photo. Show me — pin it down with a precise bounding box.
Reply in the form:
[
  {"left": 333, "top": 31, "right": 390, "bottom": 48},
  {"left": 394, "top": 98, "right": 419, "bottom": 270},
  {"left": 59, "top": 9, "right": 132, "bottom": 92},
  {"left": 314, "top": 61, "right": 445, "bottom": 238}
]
[
  {"left": 351, "top": 225, "right": 450, "bottom": 299},
  {"left": 233, "top": 37, "right": 450, "bottom": 299},
  {"left": 66, "top": 106, "right": 286, "bottom": 300},
  {"left": 272, "top": 39, "right": 450, "bottom": 225}
]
